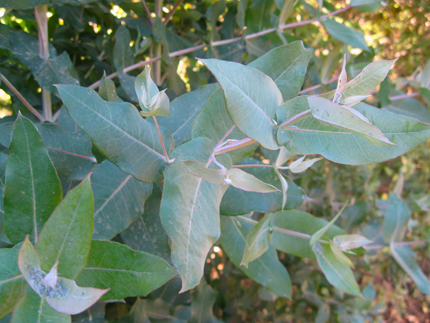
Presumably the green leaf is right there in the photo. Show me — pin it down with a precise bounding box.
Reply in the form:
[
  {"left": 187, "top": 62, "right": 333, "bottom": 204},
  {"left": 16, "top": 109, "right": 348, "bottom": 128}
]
[
  {"left": 380, "top": 193, "right": 410, "bottom": 243},
  {"left": 227, "top": 168, "right": 279, "bottom": 193},
  {"left": 333, "top": 234, "right": 372, "bottom": 250},
  {"left": 201, "top": 59, "right": 282, "bottom": 149},
  {"left": 270, "top": 210, "right": 344, "bottom": 258},
  {"left": 241, "top": 213, "right": 273, "bottom": 267},
  {"left": 189, "top": 282, "right": 220, "bottom": 323},
  {"left": 76, "top": 240, "right": 176, "bottom": 301},
  {"left": 315, "top": 304, "right": 330, "bottom": 323},
  {"left": 287, "top": 155, "right": 322, "bottom": 173},
  {"left": 312, "top": 243, "right": 361, "bottom": 296},
  {"left": 157, "top": 83, "right": 219, "bottom": 146},
  {"left": 121, "top": 183, "right": 171, "bottom": 263},
  {"left": 11, "top": 287, "right": 70, "bottom": 323},
  {"left": 220, "top": 216, "right": 291, "bottom": 298},
  {"left": 98, "top": 72, "right": 122, "bottom": 102},
  {"left": 308, "top": 96, "right": 393, "bottom": 146},
  {"left": 0, "top": 0, "right": 49, "bottom": 9},
  {"left": 57, "top": 85, "right": 174, "bottom": 183},
  {"left": 91, "top": 160, "right": 152, "bottom": 240},
  {"left": 4, "top": 114, "right": 63, "bottom": 244},
  {"left": 160, "top": 138, "right": 224, "bottom": 292},
  {"left": 322, "top": 18, "right": 369, "bottom": 51},
  {"left": 385, "top": 94, "right": 430, "bottom": 124},
  {"left": 35, "top": 177, "right": 94, "bottom": 279},
  {"left": 330, "top": 241, "right": 354, "bottom": 268},
  {"left": 152, "top": 17, "right": 171, "bottom": 65},
  {"left": 183, "top": 160, "right": 227, "bottom": 185},
  {"left": 248, "top": 41, "right": 311, "bottom": 101},
  {"left": 277, "top": 97, "right": 430, "bottom": 165},
  {"left": 0, "top": 249, "right": 25, "bottom": 319},
  {"left": 310, "top": 203, "right": 347, "bottom": 247},
  {"left": 0, "top": 24, "right": 12, "bottom": 50},
  {"left": 390, "top": 244, "right": 430, "bottom": 296},
  {"left": 220, "top": 158, "right": 305, "bottom": 215},
  {"left": 36, "top": 123, "right": 96, "bottom": 180},
  {"left": 275, "top": 169, "right": 288, "bottom": 210}
]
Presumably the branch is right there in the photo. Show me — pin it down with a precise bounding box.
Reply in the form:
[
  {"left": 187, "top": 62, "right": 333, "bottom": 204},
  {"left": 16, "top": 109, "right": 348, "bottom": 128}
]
[
  {"left": 141, "top": 0, "right": 154, "bottom": 26},
  {"left": 389, "top": 92, "right": 420, "bottom": 101},
  {"left": 163, "top": 0, "right": 183, "bottom": 24},
  {"left": 1, "top": 74, "right": 44, "bottom": 122},
  {"left": 213, "top": 137, "right": 256, "bottom": 155}
]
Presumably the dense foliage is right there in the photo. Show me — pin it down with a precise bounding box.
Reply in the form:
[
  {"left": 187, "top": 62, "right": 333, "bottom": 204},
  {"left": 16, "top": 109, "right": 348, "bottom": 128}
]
[{"left": 0, "top": 0, "right": 429, "bottom": 322}]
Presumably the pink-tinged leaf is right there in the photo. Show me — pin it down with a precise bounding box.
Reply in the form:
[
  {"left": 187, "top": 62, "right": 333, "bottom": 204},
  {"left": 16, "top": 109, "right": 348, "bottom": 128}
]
[
  {"left": 43, "top": 261, "right": 59, "bottom": 288},
  {"left": 46, "top": 277, "right": 109, "bottom": 315},
  {"left": 227, "top": 168, "right": 280, "bottom": 193},
  {"left": 18, "top": 236, "right": 42, "bottom": 292}
]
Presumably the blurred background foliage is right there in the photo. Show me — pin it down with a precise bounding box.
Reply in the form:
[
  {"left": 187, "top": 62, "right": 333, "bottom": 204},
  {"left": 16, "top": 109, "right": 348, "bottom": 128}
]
[{"left": 0, "top": 0, "right": 429, "bottom": 322}]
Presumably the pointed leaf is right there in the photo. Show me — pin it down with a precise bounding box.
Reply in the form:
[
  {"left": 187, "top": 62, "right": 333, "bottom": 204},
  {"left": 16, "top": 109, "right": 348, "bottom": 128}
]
[
  {"left": 76, "top": 240, "right": 176, "bottom": 301},
  {"left": 121, "top": 184, "right": 171, "bottom": 263},
  {"left": 308, "top": 96, "right": 394, "bottom": 146},
  {"left": 333, "top": 234, "right": 372, "bottom": 250},
  {"left": 98, "top": 72, "right": 122, "bottom": 102},
  {"left": 0, "top": 249, "right": 25, "bottom": 319},
  {"left": 333, "top": 55, "right": 348, "bottom": 103},
  {"left": 160, "top": 138, "right": 224, "bottom": 292},
  {"left": 35, "top": 178, "right": 94, "bottom": 279},
  {"left": 381, "top": 193, "right": 410, "bottom": 243},
  {"left": 91, "top": 161, "right": 152, "bottom": 240},
  {"left": 183, "top": 160, "right": 227, "bottom": 185},
  {"left": 310, "top": 204, "right": 348, "bottom": 247},
  {"left": 322, "top": 18, "right": 369, "bottom": 51},
  {"left": 288, "top": 155, "right": 323, "bottom": 173},
  {"left": 241, "top": 213, "right": 273, "bottom": 267},
  {"left": 276, "top": 169, "right": 289, "bottom": 210},
  {"left": 227, "top": 168, "right": 279, "bottom": 193},
  {"left": 4, "top": 114, "right": 63, "bottom": 244},
  {"left": 275, "top": 146, "right": 294, "bottom": 168},
  {"left": 312, "top": 243, "right": 361, "bottom": 296},
  {"left": 57, "top": 85, "right": 174, "bottom": 183},
  {"left": 330, "top": 241, "right": 354, "bottom": 268},
  {"left": 201, "top": 59, "right": 282, "bottom": 149},
  {"left": 277, "top": 97, "right": 430, "bottom": 165},
  {"left": 220, "top": 216, "right": 291, "bottom": 298},
  {"left": 270, "top": 210, "right": 345, "bottom": 258},
  {"left": 390, "top": 244, "right": 430, "bottom": 296}
]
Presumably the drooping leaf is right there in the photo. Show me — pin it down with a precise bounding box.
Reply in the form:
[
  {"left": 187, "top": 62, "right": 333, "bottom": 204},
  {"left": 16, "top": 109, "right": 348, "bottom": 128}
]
[
  {"left": 390, "top": 244, "right": 430, "bottom": 296},
  {"left": 248, "top": 41, "right": 311, "bottom": 101},
  {"left": 312, "top": 243, "right": 361, "bottom": 296},
  {"left": 160, "top": 137, "right": 224, "bottom": 292},
  {"left": 310, "top": 203, "right": 347, "bottom": 247},
  {"left": 11, "top": 287, "right": 70, "bottom": 323},
  {"left": 0, "top": 249, "right": 25, "bottom": 319},
  {"left": 270, "top": 210, "right": 344, "bottom": 258},
  {"left": 277, "top": 97, "right": 430, "bottom": 165},
  {"left": 201, "top": 59, "right": 282, "bottom": 149},
  {"left": 91, "top": 160, "right": 152, "bottom": 240},
  {"left": 35, "top": 178, "right": 94, "bottom": 279},
  {"left": 241, "top": 213, "right": 273, "bottom": 267},
  {"left": 57, "top": 85, "right": 174, "bottom": 183},
  {"left": 121, "top": 183, "right": 171, "bottom": 263},
  {"left": 76, "top": 240, "right": 176, "bottom": 301},
  {"left": 380, "top": 193, "right": 410, "bottom": 244},
  {"left": 220, "top": 216, "right": 291, "bottom": 298},
  {"left": 322, "top": 18, "right": 369, "bottom": 51},
  {"left": 221, "top": 158, "right": 305, "bottom": 215},
  {"left": 4, "top": 114, "right": 63, "bottom": 244},
  {"left": 189, "top": 282, "right": 220, "bottom": 323}
]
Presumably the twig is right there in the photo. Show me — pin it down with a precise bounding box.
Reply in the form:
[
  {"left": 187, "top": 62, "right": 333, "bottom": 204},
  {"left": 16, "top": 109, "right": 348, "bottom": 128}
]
[
  {"left": 232, "top": 164, "right": 274, "bottom": 168},
  {"left": 299, "top": 75, "right": 338, "bottom": 94},
  {"left": 216, "top": 125, "right": 235, "bottom": 147},
  {"left": 1, "top": 74, "right": 44, "bottom": 122},
  {"left": 141, "top": 0, "right": 154, "bottom": 26},
  {"left": 163, "top": 0, "right": 184, "bottom": 24},
  {"left": 213, "top": 137, "right": 256, "bottom": 155},
  {"left": 389, "top": 92, "right": 420, "bottom": 101},
  {"left": 152, "top": 116, "right": 169, "bottom": 162}
]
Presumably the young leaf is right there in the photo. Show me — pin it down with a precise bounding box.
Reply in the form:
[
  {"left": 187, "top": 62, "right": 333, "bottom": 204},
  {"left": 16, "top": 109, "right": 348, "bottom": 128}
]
[
  {"left": 160, "top": 138, "right": 224, "bottom": 292},
  {"left": 183, "top": 160, "right": 227, "bottom": 185},
  {"left": 310, "top": 203, "right": 347, "bottom": 247},
  {"left": 227, "top": 168, "right": 280, "bottom": 193},
  {"left": 308, "top": 96, "right": 394, "bottom": 146},
  {"left": 57, "top": 85, "right": 174, "bottom": 183},
  {"left": 275, "top": 146, "right": 294, "bottom": 168},
  {"left": 0, "top": 249, "right": 25, "bottom": 319},
  {"left": 201, "top": 59, "right": 282, "bottom": 150},
  {"left": 241, "top": 213, "right": 273, "bottom": 268},
  {"left": 312, "top": 243, "right": 361, "bottom": 297},
  {"left": 76, "top": 240, "right": 176, "bottom": 301},
  {"left": 98, "top": 72, "right": 122, "bottom": 102},
  {"left": 276, "top": 169, "right": 289, "bottom": 210},
  {"left": 35, "top": 177, "right": 94, "bottom": 279},
  {"left": 333, "top": 234, "right": 372, "bottom": 250},
  {"left": 390, "top": 244, "right": 430, "bottom": 296},
  {"left": 330, "top": 241, "right": 354, "bottom": 268},
  {"left": 333, "top": 55, "right": 348, "bottom": 104},
  {"left": 4, "top": 114, "right": 63, "bottom": 244},
  {"left": 220, "top": 216, "right": 292, "bottom": 298},
  {"left": 287, "top": 155, "right": 323, "bottom": 173},
  {"left": 270, "top": 210, "right": 344, "bottom": 258},
  {"left": 380, "top": 193, "right": 410, "bottom": 243},
  {"left": 91, "top": 161, "right": 153, "bottom": 240},
  {"left": 322, "top": 18, "right": 369, "bottom": 51}
]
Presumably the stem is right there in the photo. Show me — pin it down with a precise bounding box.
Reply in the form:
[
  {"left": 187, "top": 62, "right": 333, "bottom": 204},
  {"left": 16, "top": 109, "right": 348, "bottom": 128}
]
[
  {"left": 141, "top": 0, "right": 154, "bottom": 26},
  {"left": 35, "top": 4, "right": 52, "bottom": 122},
  {"left": 390, "top": 92, "right": 420, "bottom": 101},
  {"left": 213, "top": 137, "right": 256, "bottom": 155},
  {"left": 163, "top": 0, "right": 183, "bottom": 24},
  {"left": 153, "top": 0, "right": 163, "bottom": 85},
  {"left": 216, "top": 125, "right": 235, "bottom": 147},
  {"left": 211, "top": 155, "right": 225, "bottom": 169},
  {"left": 152, "top": 116, "right": 169, "bottom": 162},
  {"left": 1, "top": 74, "right": 44, "bottom": 122},
  {"left": 232, "top": 164, "right": 274, "bottom": 168},
  {"left": 299, "top": 75, "right": 338, "bottom": 94}
]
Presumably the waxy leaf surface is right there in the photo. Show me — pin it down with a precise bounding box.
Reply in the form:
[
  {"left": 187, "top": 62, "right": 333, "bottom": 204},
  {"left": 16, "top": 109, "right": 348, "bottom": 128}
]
[{"left": 241, "top": 213, "right": 272, "bottom": 267}]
